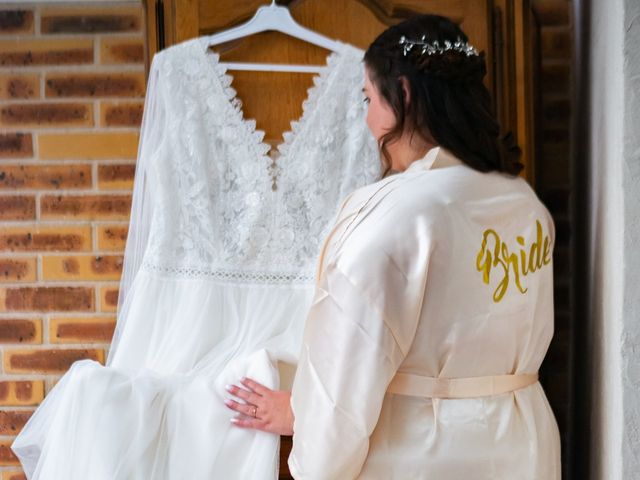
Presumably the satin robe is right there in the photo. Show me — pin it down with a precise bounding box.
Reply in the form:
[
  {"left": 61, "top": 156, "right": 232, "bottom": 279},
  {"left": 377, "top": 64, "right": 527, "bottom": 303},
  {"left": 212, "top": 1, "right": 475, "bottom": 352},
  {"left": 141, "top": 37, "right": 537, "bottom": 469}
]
[{"left": 288, "top": 147, "right": 561, "bottom": 479}]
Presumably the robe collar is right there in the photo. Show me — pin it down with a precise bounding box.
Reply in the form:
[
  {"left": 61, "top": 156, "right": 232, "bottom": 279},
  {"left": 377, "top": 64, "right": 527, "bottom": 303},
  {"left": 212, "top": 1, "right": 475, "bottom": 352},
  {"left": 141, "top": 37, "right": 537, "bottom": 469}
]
[{"left": 404, "top": 146, "right": 464, "bottom": 174}]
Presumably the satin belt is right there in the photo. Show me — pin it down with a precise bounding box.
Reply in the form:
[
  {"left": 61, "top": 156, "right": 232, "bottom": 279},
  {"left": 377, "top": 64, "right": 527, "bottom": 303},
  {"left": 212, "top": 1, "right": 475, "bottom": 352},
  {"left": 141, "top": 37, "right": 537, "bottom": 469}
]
[{"left": 387, "top": 372, "right": 539, "bottom": 399}]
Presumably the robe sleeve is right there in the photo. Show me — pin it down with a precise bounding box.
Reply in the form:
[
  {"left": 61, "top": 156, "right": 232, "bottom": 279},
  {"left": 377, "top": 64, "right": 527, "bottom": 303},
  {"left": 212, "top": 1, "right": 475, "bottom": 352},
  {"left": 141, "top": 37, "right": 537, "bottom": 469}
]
[
  {"left": 288, "top": 208, "right": 433, "bottom": 479},
  {"left": 107, "top": 53, "right": 166, "bottom": 364}
]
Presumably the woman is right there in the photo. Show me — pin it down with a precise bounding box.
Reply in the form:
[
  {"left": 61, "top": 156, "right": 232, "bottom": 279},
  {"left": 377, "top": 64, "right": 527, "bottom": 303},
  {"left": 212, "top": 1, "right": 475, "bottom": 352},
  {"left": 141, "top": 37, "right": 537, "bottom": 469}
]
[{"left": 224, "top": 14, "right": 561, "bottom": 479}]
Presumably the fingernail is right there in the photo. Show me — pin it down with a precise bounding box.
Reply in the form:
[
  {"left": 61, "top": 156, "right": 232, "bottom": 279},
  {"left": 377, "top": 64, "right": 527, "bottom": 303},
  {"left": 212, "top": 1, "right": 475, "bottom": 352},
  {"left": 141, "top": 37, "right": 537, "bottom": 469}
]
[
  {"left": 225, "top": 384, "right": 232, "bottom": 391},
  {"left": 230, "top": 418, "right": 238, "bottom": 424},
  {"left": 224, "top": 399, "right": 232, "bottom": 406}
]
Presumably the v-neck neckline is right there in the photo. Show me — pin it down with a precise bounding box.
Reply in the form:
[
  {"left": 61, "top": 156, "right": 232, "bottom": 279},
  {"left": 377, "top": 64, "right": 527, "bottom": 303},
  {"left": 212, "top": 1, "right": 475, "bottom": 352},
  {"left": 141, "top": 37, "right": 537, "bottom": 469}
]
[{"left": 198, "top": 37, "right": 352, "bottom": 163}]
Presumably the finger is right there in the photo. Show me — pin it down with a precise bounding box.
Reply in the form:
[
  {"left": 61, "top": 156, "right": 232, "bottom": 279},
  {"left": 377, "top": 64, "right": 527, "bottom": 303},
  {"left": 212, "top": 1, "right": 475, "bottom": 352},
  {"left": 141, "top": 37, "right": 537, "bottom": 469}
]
[
  {"left": 224, "top": 399, "right": 257, "bottom": 418},
  {"left": 240, "top": 377, "right": 270, "bottom": 396},
  {"left": 230, "top": 416, "right": 267, "bottom": 431},
  {"left": 225, "top": 384, "right": 261, "bottom": 405}
]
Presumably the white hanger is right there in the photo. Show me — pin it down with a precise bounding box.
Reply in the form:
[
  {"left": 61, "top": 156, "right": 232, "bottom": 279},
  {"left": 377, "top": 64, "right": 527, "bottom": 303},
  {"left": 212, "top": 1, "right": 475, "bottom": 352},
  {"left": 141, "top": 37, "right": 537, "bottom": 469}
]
[{"left": 205, "top": 0, "right": 343, "bottom": 73}]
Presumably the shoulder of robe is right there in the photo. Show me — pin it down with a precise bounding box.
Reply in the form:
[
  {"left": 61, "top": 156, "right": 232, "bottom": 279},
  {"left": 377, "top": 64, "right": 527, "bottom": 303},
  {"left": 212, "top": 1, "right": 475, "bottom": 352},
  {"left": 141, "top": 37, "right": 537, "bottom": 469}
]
[
  {"left": 506, "top": 174, "right": 557, "bottom": 244},
  {"left": 322, "top": 177, "right": 445, "bottom": 341},
  {"left": 333, "top": 174, "right": 447, "bottom": 290}
]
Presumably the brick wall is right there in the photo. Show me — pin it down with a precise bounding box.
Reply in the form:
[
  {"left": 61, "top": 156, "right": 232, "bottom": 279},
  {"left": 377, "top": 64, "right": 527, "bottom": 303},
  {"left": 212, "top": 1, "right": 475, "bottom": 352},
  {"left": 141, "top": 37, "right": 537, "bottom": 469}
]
[
  {"left": 533, "top": 1, "right": 573, "bottom": 478},
  {"left": 0, "top": 4, "right": 144, "bottom": 476},
  {"left": 0, "top": 2, "right": 576, "bottom": 478}
]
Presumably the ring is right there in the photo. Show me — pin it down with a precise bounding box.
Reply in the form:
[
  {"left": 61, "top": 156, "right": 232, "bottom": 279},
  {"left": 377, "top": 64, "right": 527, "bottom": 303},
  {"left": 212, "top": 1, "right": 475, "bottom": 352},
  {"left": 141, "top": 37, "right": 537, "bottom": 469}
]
[{"left": 251, "top": 406, "right": 257, "bottom": 418}]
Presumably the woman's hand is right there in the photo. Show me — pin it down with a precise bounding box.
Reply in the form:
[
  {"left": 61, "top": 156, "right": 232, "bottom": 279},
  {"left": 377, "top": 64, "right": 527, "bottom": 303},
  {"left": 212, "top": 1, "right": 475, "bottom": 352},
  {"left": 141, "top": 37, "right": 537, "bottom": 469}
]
[{"left": 224, "top": 377, "right": 294, "bottom": 436}]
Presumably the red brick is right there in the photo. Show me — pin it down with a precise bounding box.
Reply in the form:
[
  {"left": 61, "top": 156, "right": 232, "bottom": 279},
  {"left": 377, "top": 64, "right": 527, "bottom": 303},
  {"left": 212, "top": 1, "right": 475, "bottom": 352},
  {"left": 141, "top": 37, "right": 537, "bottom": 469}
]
[
  {"left": 0, "top": 39, "right": 93, "bottom": 66},
  {"left": 0, "top": 102, "right": 93, "bottom": 128},
  {"left": 0, "top": 439, "right": 19, "bottom": 466},
  {"left": 0, "top": 195, "right": 35, "bottom": 220},
  {"left": 0, "top": 380, "right": 44, "bottom": 406},
  {"left": 42, "top": 255, "right": 123, "bottom": 281},
  {"left": 100, "top": 101, "right": 143, "bottom": 127},
  {"left": 38, "top": 132, "right": 139, "bottom": 160},
  {"left": 0, "top": 318, "right": 41, "bottom": 343},
  {"left": 3, "top": 348, "right": 104, "bottom": 373},
  {"left": 0, "top": 10, "right": 34, "bottom": 34},
  {"left": 100, "top": 37, "right": 144, "bottom": 64},
  {"left": 100, "top": 285, "right": 118, "bottom": 312},
  {"left": 0, "top": 410, "right": 32, "bottom": 435},
  {"left": 1, "top": 286, "right": 94, "bottom": 312},
  {"left": 0, "top": 133, "right": 32, "bottom": 159},
  {"left": 0, "top": 74, "right": 38, "bottom": 100},
  {"left": 41, "top": 7, "right": 141, "bottom": 34},
  {"left": 97, "top": 225, "right": 128, "bottom": 250},
  {"left": 0, "top": 226, "right": 91, "bottom": 252},
  {"left": 98, "top": 163, "right": 135, "bottom": 189},
  {"left": 2, "top": 470, "right": 27, "bottom": 480},
  {"left": 0, "top": 164, "right": 91, "bottom": 189},
  {"left": 45, "top": 72, "right": 145, "bottom": 98},
  {"left": 41, "top": 194, "right": 131, "bottom": 220},
  {"left": 50, "top": 316, "right": 115, "bottom": 343},
  {"left": 0, "top": 257, "right": 36, "bottom": 282}
]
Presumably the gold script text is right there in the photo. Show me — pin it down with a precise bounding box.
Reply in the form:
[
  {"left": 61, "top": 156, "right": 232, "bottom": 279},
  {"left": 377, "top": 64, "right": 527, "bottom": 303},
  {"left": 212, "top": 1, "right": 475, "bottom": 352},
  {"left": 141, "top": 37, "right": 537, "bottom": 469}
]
[{"left": 476, "top": 220, "right": 552, "bottom": 302}]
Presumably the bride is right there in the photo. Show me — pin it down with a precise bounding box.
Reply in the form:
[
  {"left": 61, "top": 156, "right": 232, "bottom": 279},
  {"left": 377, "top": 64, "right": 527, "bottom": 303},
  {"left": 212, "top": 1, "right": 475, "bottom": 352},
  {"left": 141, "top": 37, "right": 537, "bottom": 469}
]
[{"left": 224, "top": 13, "right": 561, "bottom": 480}]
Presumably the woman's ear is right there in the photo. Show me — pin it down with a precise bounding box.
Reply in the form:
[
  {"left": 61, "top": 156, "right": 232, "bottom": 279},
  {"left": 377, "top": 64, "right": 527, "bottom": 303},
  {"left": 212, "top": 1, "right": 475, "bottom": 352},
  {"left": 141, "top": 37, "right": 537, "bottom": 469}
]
[{"left": 399, "top": 76, "right": 411, "bottom": 108}]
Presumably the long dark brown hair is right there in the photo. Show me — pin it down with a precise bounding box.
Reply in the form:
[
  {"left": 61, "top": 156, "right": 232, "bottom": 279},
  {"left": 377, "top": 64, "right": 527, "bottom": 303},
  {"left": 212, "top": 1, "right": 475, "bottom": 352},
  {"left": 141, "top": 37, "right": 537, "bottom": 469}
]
[{"left": 363, "top": 14, "right": 522, "bottom": 177}]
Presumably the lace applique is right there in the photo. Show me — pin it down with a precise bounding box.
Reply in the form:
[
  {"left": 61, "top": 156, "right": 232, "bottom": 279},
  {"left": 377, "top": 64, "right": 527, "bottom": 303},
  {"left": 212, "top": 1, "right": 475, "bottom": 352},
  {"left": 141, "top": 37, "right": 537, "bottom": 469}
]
[{"left": 140, "top": 38, "right": 381, "bottom": 284}]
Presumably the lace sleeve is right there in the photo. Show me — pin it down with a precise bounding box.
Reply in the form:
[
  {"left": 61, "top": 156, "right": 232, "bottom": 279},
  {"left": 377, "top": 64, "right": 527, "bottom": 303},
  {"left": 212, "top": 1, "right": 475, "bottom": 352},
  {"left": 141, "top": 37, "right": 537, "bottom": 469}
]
[{"left": 108, "top": 53, "right": 166, "bottom": 364}]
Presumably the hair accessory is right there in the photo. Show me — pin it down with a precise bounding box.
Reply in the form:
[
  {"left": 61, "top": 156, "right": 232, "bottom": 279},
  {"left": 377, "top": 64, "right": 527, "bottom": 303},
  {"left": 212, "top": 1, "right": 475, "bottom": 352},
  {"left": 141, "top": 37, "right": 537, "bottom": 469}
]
[{"left": 398, "top": 35, "right": 479, "bottom": 57}]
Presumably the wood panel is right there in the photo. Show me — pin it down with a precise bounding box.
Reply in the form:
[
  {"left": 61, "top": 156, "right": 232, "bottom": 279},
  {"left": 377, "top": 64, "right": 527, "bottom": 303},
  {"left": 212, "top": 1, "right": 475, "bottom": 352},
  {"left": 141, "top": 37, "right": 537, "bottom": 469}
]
[
  {"left": 144, "top": 0, "right": 502, "bottom": 161},
  {"left": 513, "top": 0, "right": 537, "bottom": 184},
  {"left": 494, "top": 0, "right": 537, "bottom": 182}
]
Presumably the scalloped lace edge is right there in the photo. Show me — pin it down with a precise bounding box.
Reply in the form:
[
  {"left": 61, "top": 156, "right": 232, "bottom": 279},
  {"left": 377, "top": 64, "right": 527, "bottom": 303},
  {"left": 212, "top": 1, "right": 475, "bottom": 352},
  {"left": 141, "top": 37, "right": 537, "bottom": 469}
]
[{"left": 198, "top": 38, "right": 349, "bottom": 161}]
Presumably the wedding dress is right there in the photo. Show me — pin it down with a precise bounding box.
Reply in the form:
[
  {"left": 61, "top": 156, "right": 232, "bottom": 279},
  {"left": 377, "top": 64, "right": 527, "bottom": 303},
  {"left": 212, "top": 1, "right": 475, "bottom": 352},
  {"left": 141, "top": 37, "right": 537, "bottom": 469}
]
[{"left": 11, "top": 37, "right": 381, "bottom": 479}]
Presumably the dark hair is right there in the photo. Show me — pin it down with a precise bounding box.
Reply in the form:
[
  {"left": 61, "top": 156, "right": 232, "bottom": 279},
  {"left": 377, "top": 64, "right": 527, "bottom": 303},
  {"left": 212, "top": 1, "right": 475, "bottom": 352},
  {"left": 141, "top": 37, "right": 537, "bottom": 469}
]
[{"left": 363, "top": 14, "right": 522, "bottom": 177}]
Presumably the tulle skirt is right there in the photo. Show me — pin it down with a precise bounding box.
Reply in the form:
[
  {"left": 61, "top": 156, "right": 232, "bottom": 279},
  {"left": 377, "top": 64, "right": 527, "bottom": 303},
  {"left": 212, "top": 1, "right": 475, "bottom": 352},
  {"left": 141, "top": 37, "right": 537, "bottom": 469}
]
[{"left": 12, "top": 268, "right": 314, "bottom": 479}]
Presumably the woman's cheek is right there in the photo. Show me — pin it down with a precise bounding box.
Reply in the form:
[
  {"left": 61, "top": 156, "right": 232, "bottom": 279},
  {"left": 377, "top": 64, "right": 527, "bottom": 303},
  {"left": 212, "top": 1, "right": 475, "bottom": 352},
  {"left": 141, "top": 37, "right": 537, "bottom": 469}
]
[
  {"left": 366, "top": 105, "right": 385, "bottom": 142},
  {"left": 365, "top": 108, "right": 376, "bottom": 139}
]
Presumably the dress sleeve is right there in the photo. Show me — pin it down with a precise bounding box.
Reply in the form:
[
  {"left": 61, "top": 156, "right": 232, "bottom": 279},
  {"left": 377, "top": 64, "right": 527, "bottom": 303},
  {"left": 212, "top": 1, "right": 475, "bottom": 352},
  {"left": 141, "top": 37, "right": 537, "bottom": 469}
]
[
  {"left": 288, "top": 217, "right": 433, "bottom": 479},
  {"left": 107, "top": 53, "right": 166, "bottom": 364}
]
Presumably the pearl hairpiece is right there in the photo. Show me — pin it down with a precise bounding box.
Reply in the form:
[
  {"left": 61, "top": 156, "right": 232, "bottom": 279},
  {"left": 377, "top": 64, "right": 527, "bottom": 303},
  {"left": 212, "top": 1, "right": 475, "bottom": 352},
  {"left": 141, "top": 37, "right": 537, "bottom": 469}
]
[{"left": 398, "top": 35, "right": 479, "bottom": 57}]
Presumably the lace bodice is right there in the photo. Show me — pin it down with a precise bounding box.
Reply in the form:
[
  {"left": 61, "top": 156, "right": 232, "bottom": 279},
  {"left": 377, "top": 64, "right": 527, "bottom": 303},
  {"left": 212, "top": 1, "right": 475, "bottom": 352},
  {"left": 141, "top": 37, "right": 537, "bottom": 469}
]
[{"left": 131, "top": 37, "right": 381, "bottom": 286}]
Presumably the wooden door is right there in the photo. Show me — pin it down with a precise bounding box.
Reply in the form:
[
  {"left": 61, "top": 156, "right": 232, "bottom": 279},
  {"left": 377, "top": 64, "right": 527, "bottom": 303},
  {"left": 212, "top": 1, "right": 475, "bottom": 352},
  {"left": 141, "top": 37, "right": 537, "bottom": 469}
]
[
  {"left": 140, "top": 1, "right": 538, "bottom": 477},
  {"left": 143, "top": 0, "right": 536, "bottom": 180}
]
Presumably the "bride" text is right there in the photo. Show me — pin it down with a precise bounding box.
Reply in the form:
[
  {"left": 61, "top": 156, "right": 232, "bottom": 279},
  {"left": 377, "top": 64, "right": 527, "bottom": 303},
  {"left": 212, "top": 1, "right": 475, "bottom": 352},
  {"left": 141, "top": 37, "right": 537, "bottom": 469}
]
[{"left": 475, "top": 220, "right": 552, "bottom": 302}]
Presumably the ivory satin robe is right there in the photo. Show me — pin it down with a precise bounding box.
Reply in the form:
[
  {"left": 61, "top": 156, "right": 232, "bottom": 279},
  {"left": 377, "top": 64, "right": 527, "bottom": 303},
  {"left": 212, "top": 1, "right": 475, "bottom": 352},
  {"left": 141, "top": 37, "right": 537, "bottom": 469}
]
[{"left": 288, "top": 147, "right": 561, "bottom": 479}]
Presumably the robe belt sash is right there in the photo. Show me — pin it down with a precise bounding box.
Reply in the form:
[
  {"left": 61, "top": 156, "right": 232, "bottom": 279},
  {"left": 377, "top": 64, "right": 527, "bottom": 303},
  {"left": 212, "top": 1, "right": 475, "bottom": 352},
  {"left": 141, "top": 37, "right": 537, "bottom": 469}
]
[{"left": 387, "top": 372, "right": 539, "bottom": 398}]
